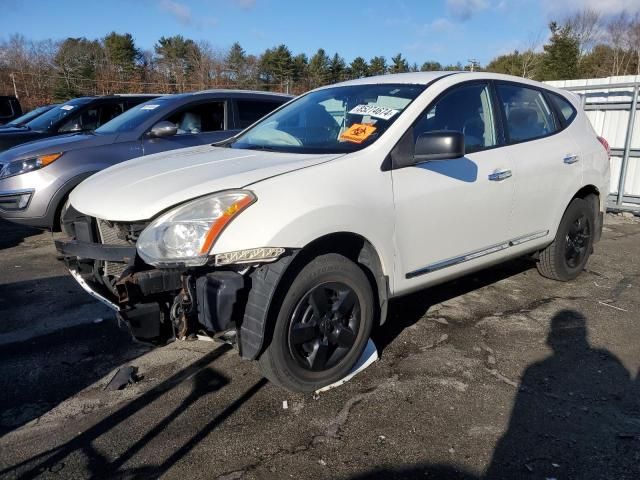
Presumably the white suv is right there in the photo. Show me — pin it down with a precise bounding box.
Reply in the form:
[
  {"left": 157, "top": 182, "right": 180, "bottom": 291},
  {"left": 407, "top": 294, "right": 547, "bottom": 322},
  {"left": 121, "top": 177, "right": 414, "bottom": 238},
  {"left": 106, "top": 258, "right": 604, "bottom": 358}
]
[{"left": 56, "top": 72, "right": 610, "bottom": 392}]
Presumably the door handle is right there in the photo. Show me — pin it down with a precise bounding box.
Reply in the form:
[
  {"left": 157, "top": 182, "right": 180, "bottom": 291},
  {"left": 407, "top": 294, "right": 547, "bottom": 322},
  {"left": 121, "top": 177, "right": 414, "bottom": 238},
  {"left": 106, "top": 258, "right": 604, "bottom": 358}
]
[
  {"left": 563, "top": 154, "right": 579, "bottom": 164},
  {"left": 488, "top": 169, "right": 512, "bottom": 181}
]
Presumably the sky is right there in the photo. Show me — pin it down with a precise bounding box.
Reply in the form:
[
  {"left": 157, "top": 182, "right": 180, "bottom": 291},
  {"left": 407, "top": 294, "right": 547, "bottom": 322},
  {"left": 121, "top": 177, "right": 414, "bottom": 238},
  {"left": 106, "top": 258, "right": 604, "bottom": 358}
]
[{"left": 2, "top": 0, "right": 640, "bottom": 67}]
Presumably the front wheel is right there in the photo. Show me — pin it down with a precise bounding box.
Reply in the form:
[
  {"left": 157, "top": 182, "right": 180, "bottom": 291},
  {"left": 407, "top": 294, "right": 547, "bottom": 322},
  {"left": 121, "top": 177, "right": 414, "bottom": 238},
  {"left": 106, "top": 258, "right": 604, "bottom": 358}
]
[
  {"left": 537, "top": 197, "right": 595, "bottom": 281},
  {"left": 258, "top": 253, "right": 375, "bottom": 392}
]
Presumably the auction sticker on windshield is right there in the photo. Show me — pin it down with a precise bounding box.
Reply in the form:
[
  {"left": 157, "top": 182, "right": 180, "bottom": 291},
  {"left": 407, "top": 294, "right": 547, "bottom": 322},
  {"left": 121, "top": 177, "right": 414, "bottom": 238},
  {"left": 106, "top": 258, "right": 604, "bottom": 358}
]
[
  {"left": 340, "top": 123, "right": 377, "bottom": 143},
  {"left": 349, "top": 104, "right": 399, "bottom": 121}
]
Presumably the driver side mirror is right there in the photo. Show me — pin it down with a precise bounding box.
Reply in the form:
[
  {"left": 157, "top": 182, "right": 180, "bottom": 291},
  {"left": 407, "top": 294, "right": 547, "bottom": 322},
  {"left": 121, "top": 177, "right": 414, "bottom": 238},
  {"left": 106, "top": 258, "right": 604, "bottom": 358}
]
[
  {"left": 148, "top": 121, "right": 178, "bottom": 138},
  {"left": 414, "top": 130, "right": 465, "bottom": 162}
]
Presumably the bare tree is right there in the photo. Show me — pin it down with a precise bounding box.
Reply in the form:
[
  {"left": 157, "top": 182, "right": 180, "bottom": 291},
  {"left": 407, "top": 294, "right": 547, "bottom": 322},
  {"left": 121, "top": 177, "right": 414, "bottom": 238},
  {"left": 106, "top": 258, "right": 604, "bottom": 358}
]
[
  {"left": 565, "top": 8, "right": 602, "bottom": 58},
  {"left": 629, "top": 13, "right": 640, "bottom": 75},
  {"left": 606, "top": 12, "right": 633, "bottom": 76},
  {"left": 521, "top": 30, "right": 544, "bottom": 79}
]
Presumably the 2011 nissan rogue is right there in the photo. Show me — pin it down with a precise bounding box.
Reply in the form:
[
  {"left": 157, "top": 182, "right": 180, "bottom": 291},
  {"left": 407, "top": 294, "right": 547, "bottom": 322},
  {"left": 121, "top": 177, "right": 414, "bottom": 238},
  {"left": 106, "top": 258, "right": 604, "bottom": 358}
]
[{"left": 56, "top": 72, "right": 610, "bottom": 392}]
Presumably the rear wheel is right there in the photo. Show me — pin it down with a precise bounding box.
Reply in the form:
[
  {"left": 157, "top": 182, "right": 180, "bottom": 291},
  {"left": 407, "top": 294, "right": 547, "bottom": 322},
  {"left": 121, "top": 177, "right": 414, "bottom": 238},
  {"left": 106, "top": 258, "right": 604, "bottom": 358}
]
[
  {"left": 537, "top": 198, "right": 595, "bottom": 281},
  {"left": 258, "top": 253, "right": 374, "bottom": 392}
]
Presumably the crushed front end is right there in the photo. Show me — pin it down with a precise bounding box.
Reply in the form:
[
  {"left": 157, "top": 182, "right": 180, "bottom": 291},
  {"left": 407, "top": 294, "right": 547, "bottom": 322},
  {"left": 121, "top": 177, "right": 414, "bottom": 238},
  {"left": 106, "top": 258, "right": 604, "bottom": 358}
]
[{"left": 55, "top": 203, "right": 292, "bottom": 357}]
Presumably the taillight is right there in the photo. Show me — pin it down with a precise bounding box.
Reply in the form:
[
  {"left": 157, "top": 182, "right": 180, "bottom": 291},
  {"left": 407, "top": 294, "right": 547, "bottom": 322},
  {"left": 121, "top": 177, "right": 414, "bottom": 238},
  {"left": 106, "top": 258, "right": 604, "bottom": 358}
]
[{"left": 597, "top": 136, "right": 610, "bottom": 159}]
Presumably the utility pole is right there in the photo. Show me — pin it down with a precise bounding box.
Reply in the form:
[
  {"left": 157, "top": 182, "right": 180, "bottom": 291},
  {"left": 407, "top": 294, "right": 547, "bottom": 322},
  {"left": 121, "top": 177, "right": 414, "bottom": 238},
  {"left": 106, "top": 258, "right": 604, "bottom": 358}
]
[
  {"left": 467, "top": 59, "right": 480, "bottom": 72},
  {"left": 10, "top": 73, "right": 19, "bottom": 99}
]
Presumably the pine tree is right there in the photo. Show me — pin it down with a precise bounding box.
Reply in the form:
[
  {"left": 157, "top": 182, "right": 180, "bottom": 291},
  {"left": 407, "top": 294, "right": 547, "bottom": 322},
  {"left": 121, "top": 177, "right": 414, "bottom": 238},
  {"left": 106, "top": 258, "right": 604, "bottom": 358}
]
[
  {"left": 540, "top": 22, "right": 580, "bottom": 80},
  {"left": 369, "top": 56, "right": 387, "bottom": 76},
  {"left": 390, "top": 53, "right": 409, "bottom": 73},
  {"left": 349, "top": 56, "right": 369, "bottom": 78}
]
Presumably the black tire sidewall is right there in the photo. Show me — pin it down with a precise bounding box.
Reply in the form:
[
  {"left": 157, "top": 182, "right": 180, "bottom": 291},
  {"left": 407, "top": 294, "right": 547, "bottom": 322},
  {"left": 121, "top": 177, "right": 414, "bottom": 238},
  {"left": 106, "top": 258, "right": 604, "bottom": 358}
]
[
  {"left": 265, "top": 254, "right": 374, "bottom": 392},
  {"left": 554, "top": 198, "right": 595, "bottom": 279}
]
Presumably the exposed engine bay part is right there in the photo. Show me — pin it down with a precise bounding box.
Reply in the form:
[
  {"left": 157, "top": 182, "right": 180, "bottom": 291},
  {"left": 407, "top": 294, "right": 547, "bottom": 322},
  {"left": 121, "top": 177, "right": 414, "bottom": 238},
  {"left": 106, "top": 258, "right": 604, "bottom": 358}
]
[
  {"left": 195, "top": 272, "right": 245, "bottom": 332},
  {"left": 117, "top": 302, "right": 174, "bottom": 345},
  {"left": 116, "top": 269, "right": 182, "bottom": 306}
]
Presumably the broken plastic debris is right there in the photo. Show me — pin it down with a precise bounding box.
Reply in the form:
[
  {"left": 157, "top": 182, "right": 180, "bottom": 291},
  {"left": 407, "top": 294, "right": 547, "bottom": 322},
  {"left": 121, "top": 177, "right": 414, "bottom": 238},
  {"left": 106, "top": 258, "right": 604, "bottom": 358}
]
[
  {"left": 282, "top": 400, "right": 288, "bottom": 409},
  {"left": 196, "top": 334, "right": 215, "bottom": 342},
  {"left": 104, "top": 365, "right": 139, "bottom": 391},
  {"left": 314, "top": 339, "right": 378, "bottom": 395}
]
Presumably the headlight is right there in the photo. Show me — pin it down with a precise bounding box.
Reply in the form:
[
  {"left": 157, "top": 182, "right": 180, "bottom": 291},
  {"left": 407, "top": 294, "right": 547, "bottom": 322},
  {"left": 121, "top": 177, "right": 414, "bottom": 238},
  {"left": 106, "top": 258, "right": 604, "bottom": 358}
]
[
  {"left": 0, "top": 153, "right": 63, "bottom": 179},
  {"left": 136, "top": 190, "right": 256, "bottom": 267}
]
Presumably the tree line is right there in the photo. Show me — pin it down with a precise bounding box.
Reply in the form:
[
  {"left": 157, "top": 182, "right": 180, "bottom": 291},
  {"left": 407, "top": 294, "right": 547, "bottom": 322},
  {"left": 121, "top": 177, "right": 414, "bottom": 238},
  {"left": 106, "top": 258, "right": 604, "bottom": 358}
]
[
  {"left": 2, "top": 8, "right": 640, "bottom": 110},
  {"left": 486, "top": 10, "right": 640, "bottom": 81}
]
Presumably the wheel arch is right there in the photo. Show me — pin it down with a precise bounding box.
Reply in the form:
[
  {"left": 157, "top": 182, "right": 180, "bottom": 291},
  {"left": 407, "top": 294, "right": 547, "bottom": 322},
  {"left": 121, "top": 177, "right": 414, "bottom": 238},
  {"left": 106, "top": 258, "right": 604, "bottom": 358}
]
[{"left": 239, "top": 231, "right": 389, "bottom": 360}]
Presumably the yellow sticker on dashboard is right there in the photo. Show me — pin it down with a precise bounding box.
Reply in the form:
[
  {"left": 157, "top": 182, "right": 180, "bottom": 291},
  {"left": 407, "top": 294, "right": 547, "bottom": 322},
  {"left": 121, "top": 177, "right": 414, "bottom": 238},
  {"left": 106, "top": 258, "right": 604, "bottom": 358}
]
[{"left": 340, "top": 123, "right": 377, "bottom": 144}]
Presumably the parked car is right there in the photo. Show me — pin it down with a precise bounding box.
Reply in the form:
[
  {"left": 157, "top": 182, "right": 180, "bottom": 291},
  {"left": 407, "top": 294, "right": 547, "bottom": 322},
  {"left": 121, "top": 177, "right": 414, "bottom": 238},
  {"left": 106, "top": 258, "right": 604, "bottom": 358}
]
[
  {"left": 0, "top": 95, "right": 23, "bottom": 125},
  {"left": 0, "top": 104, "right": 58, "bottom": 130},
  {"left": 0, "top": 94, "right": 158, "bottom": 152},
  {"left": 0, "top": 91, "right": 290, "bottom": 228},
  {"left": 56, "top": 72, "right": 610, "bottom": 392}
]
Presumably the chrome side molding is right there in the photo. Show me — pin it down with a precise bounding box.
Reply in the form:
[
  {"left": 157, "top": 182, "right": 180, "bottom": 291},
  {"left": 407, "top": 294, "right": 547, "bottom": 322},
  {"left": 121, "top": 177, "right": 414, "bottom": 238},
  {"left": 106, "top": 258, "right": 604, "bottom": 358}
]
[{"left": 406, "top": 230, "right": 549, "bottom": 279}]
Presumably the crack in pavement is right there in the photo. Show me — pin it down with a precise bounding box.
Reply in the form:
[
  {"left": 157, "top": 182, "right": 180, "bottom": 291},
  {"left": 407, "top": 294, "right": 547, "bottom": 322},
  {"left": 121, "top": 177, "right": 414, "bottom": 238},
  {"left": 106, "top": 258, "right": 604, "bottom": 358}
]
[{"left": 215, "top": 375, "right": 400, "bottom": 479}]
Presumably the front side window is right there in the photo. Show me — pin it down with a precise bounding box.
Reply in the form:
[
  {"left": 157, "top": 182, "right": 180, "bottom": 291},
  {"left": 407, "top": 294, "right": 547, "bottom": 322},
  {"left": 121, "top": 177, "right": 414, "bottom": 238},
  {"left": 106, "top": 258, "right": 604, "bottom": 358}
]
[
  {"left": 497, "top": 84, "right": 557, "bottom": 143},
  {"left": 230, "top": 84, "right": 425, "bottom": 154},
  {"left": 164, "top": 102, "right": 226, "bottom": 135},
  {"left": 237, "top": 100, "right": 284, "bottom": 128},
  {"left": 413, "top": 83, "right": 497, "bottom": 154},
  {"left": 95, "top": 98, "right": 172, "bottom": 134},
  {"left": 26, "top": 99, "right": 91, "bottom": 131},
  {"left": 58, "top": 107, "right": 101, "bottom": 133}
]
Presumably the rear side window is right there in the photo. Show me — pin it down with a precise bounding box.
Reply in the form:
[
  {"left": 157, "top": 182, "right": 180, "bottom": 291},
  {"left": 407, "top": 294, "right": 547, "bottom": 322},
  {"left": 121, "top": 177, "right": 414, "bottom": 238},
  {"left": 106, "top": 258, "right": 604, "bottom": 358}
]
[
  {"left": 548, "top": 92, "right": 577, "bottom": 125},
  {"left": 164, "top": 101, "right": 226, "bottom": 134},
  {"left": 0, "top": 99, "right": 14, "bottom": 118},
  {"left": 237, "top": 100, "right": 283, "bottom": 128},
  {"left": 496, "top": 84, "right": 558, "bottom": 143}
]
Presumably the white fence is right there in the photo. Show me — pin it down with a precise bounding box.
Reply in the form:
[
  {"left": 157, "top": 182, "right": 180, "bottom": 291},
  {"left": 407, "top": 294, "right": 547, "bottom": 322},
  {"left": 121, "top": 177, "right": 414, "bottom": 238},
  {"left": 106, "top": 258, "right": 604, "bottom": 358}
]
[{"left": 547, "top": 76, "right": 640, "bottom": 211}]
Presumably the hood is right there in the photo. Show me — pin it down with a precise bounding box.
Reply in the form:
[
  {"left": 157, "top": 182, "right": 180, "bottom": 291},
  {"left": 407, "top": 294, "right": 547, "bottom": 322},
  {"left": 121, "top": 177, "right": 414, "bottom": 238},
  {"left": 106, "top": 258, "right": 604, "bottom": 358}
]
[
  {"left": 0, "top": 129, "right": 50, "bottom": 152},
  {"left": 70, "top": 144, "right": 342, "bottom": 221},
  {"left": 0, "top": 132, "right": 117, "bottom": 164}
]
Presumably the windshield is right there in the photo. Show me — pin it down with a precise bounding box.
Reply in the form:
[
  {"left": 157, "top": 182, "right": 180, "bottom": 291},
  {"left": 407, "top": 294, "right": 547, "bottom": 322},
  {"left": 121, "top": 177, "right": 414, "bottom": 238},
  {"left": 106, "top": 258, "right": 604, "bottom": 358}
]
[
  {"left": 6, "top": 105, "right": 55, "bottom": 127},
  {"left": 95, "top": 97, "right": 171, "bottom": 134},
  {"left": 26, "top": 99, "right": 91, "bottom": 131},
  {"left": 231, "top": 84, "right": 425, "bottom": 154}
]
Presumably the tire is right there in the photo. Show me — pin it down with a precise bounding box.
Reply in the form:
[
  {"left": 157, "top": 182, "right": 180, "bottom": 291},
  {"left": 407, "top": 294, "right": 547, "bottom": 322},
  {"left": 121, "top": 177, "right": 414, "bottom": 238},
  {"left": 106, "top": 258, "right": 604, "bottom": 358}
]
[
  {"left": 258, "top": 253, "right": 375, "bottom": 392},
  {"left": 537, "top": 198, "right": 595, "bottom": 281}
]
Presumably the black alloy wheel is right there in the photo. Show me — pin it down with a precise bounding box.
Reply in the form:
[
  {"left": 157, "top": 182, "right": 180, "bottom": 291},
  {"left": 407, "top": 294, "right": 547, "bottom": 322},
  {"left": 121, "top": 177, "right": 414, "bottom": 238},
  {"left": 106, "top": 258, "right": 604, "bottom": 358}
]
[
  {"left": 287, "top": 282, "right": 361, "bottom": 372},
  {"left": 564, "top": 213, "right": 591, "bottom": 269},
  {"left": 258, "top": 253, "right": 375, "bottom": 392}
]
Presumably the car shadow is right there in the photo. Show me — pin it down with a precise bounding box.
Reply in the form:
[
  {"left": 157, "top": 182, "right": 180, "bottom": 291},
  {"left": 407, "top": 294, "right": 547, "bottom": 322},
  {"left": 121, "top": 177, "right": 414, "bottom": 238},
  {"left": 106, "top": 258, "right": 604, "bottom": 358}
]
[
  {"left": 0, "top": 343, "right": 266, "bottom": 480},
  {"left": 373, "top": 257, "right": 533, "bottom": 353},
  {"left": 415, "top": 156, "right": 478, "bottom": 182},
  {"left": 0, "top": 218, "right": 44, "bottom": 250}
]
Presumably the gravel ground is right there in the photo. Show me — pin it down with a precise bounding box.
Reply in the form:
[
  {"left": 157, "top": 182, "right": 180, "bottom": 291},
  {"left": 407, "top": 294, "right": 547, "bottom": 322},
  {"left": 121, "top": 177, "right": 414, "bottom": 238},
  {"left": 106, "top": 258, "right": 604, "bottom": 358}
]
[{"left": 0, "top": 215, "right": 639, "bottom": 480}]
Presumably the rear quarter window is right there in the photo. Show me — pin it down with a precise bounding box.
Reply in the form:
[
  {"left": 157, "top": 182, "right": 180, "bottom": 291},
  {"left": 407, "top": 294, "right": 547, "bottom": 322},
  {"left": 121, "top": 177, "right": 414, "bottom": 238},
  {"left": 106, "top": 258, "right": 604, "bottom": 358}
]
[{"left": 548, "top": 92, "right": 577, "bottom": 125}]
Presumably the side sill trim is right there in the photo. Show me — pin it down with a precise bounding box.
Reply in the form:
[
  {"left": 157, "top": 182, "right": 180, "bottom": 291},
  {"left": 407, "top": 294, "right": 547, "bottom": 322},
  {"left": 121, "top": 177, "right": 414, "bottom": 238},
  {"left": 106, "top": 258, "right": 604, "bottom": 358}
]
[{"left": 405, "top": 230, "right": 549, "bottom": 279}]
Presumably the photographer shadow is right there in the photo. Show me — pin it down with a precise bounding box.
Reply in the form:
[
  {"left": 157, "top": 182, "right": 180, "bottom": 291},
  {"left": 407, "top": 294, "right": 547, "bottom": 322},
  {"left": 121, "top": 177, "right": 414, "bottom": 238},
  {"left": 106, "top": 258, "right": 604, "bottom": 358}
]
[{"left": 485, "top": 309, "right": 638, "bottom": 479}]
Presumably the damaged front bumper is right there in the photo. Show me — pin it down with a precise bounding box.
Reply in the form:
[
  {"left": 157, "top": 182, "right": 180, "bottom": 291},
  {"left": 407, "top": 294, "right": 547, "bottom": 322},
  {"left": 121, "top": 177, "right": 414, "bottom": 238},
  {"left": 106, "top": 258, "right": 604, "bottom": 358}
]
[{"left": 55, "top": 208, "right": 295, "bottom": 359}]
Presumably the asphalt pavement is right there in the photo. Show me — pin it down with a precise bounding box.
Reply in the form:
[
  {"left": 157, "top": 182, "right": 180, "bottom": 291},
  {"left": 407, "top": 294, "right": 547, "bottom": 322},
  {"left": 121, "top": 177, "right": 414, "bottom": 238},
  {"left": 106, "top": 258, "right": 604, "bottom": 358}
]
[{"left": 0, "top": 215, "right": 639, "bottom": 479}]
